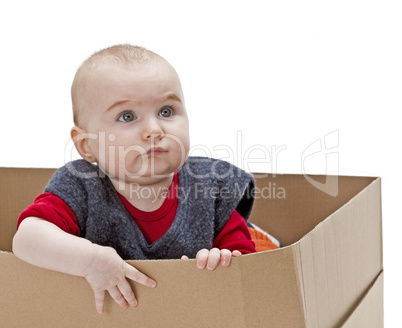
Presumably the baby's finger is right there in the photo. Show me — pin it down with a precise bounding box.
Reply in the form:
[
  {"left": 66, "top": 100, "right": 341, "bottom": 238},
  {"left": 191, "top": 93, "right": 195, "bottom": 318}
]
[
  {"left": 125, "top": 263, "right": 157, "bottom": 288},
  {"left": 117, "top": 279, "right": 137, "bottom": 307},
  {"left": 206, "top": 248, "right": 221, "bottom": 270},
  {"left": 196, "top": 249, "right": 209, "bottom": 269},
  {"left": 93, "top": 289, "right": 105, "bottom": 314},
  {"left": 108, "top": 286, "right": 129, "bottom": 309},
  {"left": 220, "top": 249, "right": 232, "bottom": 267},
  {"left": 232, "top": 250, "right": 242, "bottom": 257},
  {"left": 181, "top": 255, "right": 189, "bottom": 260}
]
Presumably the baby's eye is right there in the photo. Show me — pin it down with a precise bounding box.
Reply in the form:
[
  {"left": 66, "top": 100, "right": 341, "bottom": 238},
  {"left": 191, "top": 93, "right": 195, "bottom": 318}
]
[
  {"left": 118, "top": 111, "right": 136, "bottom": 122},
  {"left": 158, "top": 107, "right": 173, "bottom": 118}
]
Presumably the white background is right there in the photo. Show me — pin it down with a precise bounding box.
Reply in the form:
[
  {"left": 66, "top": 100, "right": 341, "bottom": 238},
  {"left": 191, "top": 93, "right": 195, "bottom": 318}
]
[{"left": 0, "top": 0, "right": 400, "bottom": 325}]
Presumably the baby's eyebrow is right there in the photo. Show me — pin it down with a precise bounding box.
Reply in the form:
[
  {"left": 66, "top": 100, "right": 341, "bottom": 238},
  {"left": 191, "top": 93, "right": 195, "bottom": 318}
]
[
  {"left": 106, "top": 100, "right": 132, "bottom": 112},
  {"left": 159, "top": 92, "right": 182, "bottom": 103}
]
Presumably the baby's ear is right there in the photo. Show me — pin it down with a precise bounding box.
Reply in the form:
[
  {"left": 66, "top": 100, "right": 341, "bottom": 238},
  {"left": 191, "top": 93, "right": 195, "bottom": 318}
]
[{"left": 70, "top": 126, "right": 97, "bottom": 163}]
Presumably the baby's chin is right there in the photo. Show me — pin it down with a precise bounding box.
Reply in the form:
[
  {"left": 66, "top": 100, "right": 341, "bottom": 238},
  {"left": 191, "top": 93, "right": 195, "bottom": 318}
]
[
  {"left": 108, "top": 174, "right": 174, "bottom": 195},
  {"left": 109, "top": 167, "right": 175, "bottom": 186}
]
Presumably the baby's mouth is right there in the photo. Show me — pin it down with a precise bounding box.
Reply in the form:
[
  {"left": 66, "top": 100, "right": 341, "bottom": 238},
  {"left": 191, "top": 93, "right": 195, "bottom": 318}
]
[{"left": 145, "top": 147, "right": 166, "bottom": 155}]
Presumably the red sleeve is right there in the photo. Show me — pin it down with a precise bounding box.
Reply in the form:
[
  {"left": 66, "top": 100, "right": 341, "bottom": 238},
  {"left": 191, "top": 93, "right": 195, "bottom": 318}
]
[
  {"left": 212, "top": 209, "right": 256, "bottom": 254},
  {"left": 17, "top": 192, "right": 81, "bottom": 236}
]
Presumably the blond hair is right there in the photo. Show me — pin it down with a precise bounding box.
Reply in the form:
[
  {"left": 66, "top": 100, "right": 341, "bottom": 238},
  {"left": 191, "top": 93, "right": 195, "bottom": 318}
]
[{"left": 71, "top": 44, "right": 162, "bottom": 126}]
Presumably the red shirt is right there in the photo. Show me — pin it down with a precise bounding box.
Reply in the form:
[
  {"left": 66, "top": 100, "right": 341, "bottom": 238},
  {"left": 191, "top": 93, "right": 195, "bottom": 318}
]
[{"left": 18, "top": 171, "right": 256, "bottom": 255}]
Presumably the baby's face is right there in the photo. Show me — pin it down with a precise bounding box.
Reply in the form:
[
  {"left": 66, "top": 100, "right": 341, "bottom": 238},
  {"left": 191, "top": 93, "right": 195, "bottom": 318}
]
[{"left": 78, "top": 60, "right": 190, "bottom": 186}]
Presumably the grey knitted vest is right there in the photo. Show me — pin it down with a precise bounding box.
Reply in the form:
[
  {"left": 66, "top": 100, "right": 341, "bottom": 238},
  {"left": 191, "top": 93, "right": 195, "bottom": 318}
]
[{"left": 45, "top": 156, "right": 255, "bottom": 260}]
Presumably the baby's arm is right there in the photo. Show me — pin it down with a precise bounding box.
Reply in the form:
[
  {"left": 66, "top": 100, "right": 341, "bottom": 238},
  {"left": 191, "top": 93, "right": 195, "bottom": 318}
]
[{"left": 12, "top": 217, "right": 156, "bottom": 314}]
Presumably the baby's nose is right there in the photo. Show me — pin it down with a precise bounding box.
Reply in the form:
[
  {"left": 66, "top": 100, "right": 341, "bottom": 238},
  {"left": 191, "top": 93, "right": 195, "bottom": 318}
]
[{"left": 142, "top": 118, "right": 164, "bottom": 140}]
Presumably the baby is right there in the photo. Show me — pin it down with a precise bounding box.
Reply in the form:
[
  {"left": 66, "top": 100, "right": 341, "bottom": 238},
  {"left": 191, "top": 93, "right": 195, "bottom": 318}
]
[{"left": 12, "top": 44, "right": 256, "bottom": 314}]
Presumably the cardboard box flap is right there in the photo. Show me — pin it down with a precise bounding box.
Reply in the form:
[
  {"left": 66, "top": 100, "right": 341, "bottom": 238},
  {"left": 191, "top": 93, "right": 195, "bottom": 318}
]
[
  {"left": 297, "top": 178, "right": 382, "bottom": 327},
  {"left": 249, "top": 174, "right": 377, "bottom": 246}
]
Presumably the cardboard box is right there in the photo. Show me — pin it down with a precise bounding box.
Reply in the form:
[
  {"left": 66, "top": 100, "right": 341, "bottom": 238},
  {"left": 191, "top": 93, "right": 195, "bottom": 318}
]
[{"left": 0, "top": 167, "right": 383, "bottom": 327}]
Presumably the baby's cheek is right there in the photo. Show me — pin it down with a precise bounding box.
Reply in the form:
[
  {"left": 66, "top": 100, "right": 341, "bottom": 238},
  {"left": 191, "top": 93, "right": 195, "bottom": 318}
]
[{"left": 170, "top": 134, "right": 190, "bottom": 162}]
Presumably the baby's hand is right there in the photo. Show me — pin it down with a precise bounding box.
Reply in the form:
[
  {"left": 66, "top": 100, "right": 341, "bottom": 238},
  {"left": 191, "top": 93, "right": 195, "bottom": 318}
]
[
  {"left": 181, "top": 248, "right": 242, "bottom": 271},
  {"left": 84, "top": 245, "right": 156, "bottom": 314}
]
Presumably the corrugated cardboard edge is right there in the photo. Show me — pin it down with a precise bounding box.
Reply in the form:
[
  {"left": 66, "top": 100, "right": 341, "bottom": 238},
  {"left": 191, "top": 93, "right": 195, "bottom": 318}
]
[
  {"left": 340, "top": 271, "right": 384, "bottom": 328},
  {"left": 291, "top": 243, "right": 308, "bottom": 327},
  {"left": 291, "top": 177, "right": 383, "bottom": 328}
]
